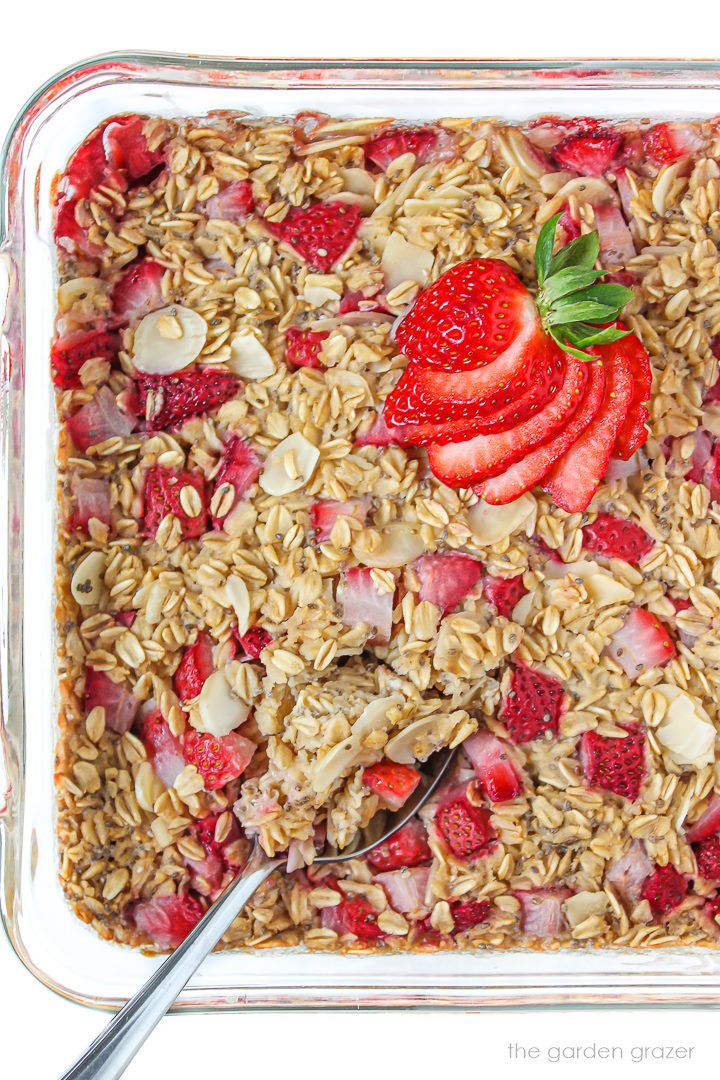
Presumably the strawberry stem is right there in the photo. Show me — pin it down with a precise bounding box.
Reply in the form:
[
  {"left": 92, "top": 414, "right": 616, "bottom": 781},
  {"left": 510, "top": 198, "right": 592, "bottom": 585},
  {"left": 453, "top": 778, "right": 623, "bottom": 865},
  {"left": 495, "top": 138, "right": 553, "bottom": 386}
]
[{"left": 534, "top": 213, "right": 633, "bottom": 361}]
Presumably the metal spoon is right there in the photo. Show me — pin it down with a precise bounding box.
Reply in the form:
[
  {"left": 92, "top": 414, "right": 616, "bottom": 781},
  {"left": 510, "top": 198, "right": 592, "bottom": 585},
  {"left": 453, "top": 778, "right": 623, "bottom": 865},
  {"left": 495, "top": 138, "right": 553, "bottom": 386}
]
[{"left": 59, "top": 746, "right": 457, "bottom": 1080}]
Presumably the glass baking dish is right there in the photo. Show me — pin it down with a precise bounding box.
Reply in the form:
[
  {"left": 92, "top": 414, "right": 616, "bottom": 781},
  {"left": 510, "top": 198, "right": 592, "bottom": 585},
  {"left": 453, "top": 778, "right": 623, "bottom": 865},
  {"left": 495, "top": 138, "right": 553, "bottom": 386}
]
[{"left": 4, "top": 54, "right": 720, "bottom": 1011}]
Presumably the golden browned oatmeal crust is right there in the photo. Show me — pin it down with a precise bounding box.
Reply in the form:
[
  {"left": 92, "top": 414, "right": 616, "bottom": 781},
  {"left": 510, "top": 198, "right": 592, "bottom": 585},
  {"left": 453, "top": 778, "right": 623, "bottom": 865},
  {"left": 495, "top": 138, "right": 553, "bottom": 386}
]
[{"left": 53, "top": 112, "right": 720, "bottom": 952}]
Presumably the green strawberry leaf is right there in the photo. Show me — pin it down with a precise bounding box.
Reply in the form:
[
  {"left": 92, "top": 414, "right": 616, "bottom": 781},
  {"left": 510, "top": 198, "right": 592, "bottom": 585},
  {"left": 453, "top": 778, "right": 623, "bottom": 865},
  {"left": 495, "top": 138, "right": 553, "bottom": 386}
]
[
  {"left": 535, "top": 213, "right": 561, "bottom": 286},
  {"left": 547, "top": 300, "right": 618, "bottom": 325},
  {"left": 547, "top": 230, "right": 600, "bottom": 277},
  {"left": 540, "top": 266, "right": 604, "bottom": 305}
]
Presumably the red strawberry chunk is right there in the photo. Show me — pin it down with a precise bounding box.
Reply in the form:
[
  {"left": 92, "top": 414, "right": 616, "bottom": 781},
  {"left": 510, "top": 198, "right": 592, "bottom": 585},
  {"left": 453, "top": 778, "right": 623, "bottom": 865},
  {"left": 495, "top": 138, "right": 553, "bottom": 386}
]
[
  {"left": 140, "top": 708, "right": 185, "bottom": 787},
  {"left": 174, "top": 633, "right": 214, "bottom": 701},
  {"left": 133, "top": 893, "right": 203, "bottom": 950},
  {"left": 605, "top": 842, "right": 652, "bottom": 906},
  {"left": 362, "top": 761, "right": 421, "bottom": 812},
  {"left": 138, "top": 368, "right": 241, "bottom": 430},
  {"left": 54, "top": 199, "right": 101, "bottom": 256},
  {"left": 558, "top": 207, "right": 581, "bottom": 243},
  {"left": 594, "top": 204, "right": 636, "bottom": 267},
  {"left": 686, "top": 794, "right": 720, "bottom": 843},
  {"left": 236, "top": 626, "right": 273, "bottom": 660},
  {"left": 324, "top": 895, "right": 385, "bottom": 941},
  {"left": 267, "top": 201, "right": 362, "bottom": 272},
  {"left": 183, "top": 730, "right": 256, "bottom": 790},
  {"left": 103, "top": 116, "right": 164, "bottom": 182},
  {"left": 51, "top": 329, "right": 118, "bottom": 389},
  {"left": 516, "top": 887, "right": 572, "bottom": 938},
  {"left": 285, "top": 327, "right": 329, "bottom": 369},
  {"left": 66, "top": 386, "right": 136, "bottom": 451},
  {"left": 606, "top": 607, "right": 676, "bottom": 680},
  {"left": 694, "top": 836, "right": 720, "bottom": 882},
  {"left": 341, "top": 567, "right": 394, "bottom": 645},
  {"left": 463, "top": 730, "right": 523, "bottom": 803},
  {"left": 211, "top": 435, "right": 262, "bottom": 529},
  {"left": 203, "top": 180, "right": 253, "bottom": 220},
  {"left": 641, "top": 863, "right": 688, "bottom": 917},
  {"left": 365, "top": 126, "right": 442, "bottom": 170},
  {"left": 111, "top": 259, "right": 165, "bottom": 325},
  {"left": 450, "top": 899, "right": 491, "bottom": 933},
  {"left": 579, "top": 724, "right": 645, "bottom": 800},
  {"left": 143, "top": 466, "right": 208, "bottom": 540},
  {"left": 482, "top": 574, "right": 528, "bottom": 618},
  {"left": 310, "top": 498, "right": 370, "bottom": 543},
  {"left": 184, "top": 848, "right": 224, "bottom": 896},
  {"left": 613, "top": 328, "right": 652, "bottom": 460},
  {"left": 63, "top": 128, "right": 121, "bottom": 199},
  {"left": 435, "top": 797, "right": 494, "bottom": 859},
  {"left": 413, "top": 553, "right": 483, "bottom": 614},
  {"left": 84, "top": 667, "right": 138, "bottom": 735},
  {"left": 374, "top": 867, "right": 430, "bottom": 913},
  {"left": 552, "top": 128, "right": 623, "bottom": 175},
  {"left": 366, "top": 818, "right": 431, "bottom": 872},
  {"left": 582, "top": 513, "right": 654, "bottom": 564},
  {"left": 642, "top": 122, "right": 705, "bottom": 166},
  {"left": 192, "top": 811, "right": 241, "bottom": 855},
  {"left": 70, "top": 476, "right": 111, "bottom": 531},
  {"left": 500, "top": 664, "right": 564, "bottom": 745}
]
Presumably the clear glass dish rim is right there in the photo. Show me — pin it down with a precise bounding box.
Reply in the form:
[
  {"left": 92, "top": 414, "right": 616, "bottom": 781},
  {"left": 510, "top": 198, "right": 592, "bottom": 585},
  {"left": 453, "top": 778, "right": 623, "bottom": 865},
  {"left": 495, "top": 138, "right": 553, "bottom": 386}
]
[{"left": 4, "top": 53, "right": 720, "bottom": 1013}]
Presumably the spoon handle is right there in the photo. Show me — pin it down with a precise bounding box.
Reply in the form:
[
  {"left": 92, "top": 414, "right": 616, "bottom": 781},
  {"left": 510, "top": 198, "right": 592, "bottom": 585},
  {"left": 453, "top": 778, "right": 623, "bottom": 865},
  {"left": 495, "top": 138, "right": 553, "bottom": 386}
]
[{"left": 59, "top": 847, "right": 281, "bottom": 1080}]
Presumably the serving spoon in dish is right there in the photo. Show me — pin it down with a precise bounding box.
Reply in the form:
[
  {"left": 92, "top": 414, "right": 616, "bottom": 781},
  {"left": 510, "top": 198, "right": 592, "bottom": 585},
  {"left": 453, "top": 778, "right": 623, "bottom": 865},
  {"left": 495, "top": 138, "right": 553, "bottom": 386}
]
[{"left": 59, "top": 745, "right": 457, "bottom": 1080}]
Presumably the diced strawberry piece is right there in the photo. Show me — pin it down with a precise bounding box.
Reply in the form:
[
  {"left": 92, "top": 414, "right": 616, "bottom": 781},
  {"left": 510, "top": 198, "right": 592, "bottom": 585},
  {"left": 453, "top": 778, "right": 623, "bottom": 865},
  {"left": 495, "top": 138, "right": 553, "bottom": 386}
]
[
  {"left": 114, "top": 611, "right": 136, "bottom": 627},
  {"left": 267, "top": 201, "right": 362, "bottom": 272},
  {"left": 236, "top": 626, "right": 273, "bottom": 660},
  {"left": 703, "top": 894, "right": 720, "bottom": 929},
  {"left": 203, "top": 180, "right": 253, "bottom": 220},
  {"left": 364, "top": 126, "right": 446, "bottom": 170},
  {"left": 606, "top": 607, "right": 676, "bottom": 680},
  {"left": 183, "top": 730, "right": 256, "bottom": 790},
  {"left": 337, "top": 291, "right": 387, "bottom": 316},
  {"left": 694, "top": 836, "right": 720, "bottom": 882},
  {"left": 310, "top": 498, "right": 370, "bottom": 542},
  {"left": 84, "top": 667, "right": 137, "bottom": 735},
  {"left": 51, "top": 330, "right": 118, "bottom": 389},
  {"left": 140, "top": 708, "right": 185, "bottom": 787},
  {"left": 552, "top": 128, "right": 623, "bottom": 174},
  {"left": 174, "top": 633, "right": 214, "bottom": 701},
  {"left": 516, "top": 887, "right": 572, "bottom": 937},
  {"left": 54, "top": 199, "right": 101, "bottom": 256},
  {"left": 531, "top": 535, "right": 565, "bottom": 564},
  {"left": 642, "top": 122, "right": 705, "bottom": 166},
  {"left": 428, "top": 355, "right": 588, "bottom": 487},
  {"left": 593, "top": 204, "right": 636, "bottom": 267},
  {"left": 463, "top": 730, "right": 523, "bottom": 803},
  {"left": 558, "top": 207, "right": 581, "bottom": 244},
  {"left": 184, "top": 847, "right": 224, "bottom": 895},
  {"left": 603, "top": 454, "right": 641, "bottom": 484},
  {"left": 615, "top": 166, "right": 636, "bottom": 219},
  {"left": 285, "top": 327, "right": 329, "bottom": 369},
  {"left": 132, "top": 893, "right": 204, "bottom": 949},
  {"left": 435, "top": 797, "right": 494, "bottom": 859},
  {"left": 374, "top": 867, "right": 430, "bottom": 913},
  {"left": 362, "top": 761, "right": 421, "bottom": 812},
  {"left": 66, "top": 386, "right": 136, "bottom": 451},
  {"left": 366, "top": 818, "right": 431, "bottom": 871},
  {"left": 355, "top": 412, "right": 410, "bottom": 448},
  {"left": 579, "top": 724, "right": 645, "bottom": 800},
  {"left": 341, "top": 567, "right": 394, "bottom": 645},
  {"left": 482, "top": 574, "right": 528, "bottom": 618},
  {"left": 605, "top": 842, "right": 652, "bottom": 906},
  {"left": 64, "top": 129, "right": 118, "bottom": 199},
  {"left": 103, "top": 116, "right": 164, "bottom": 182},
  {"left": 110, "top": 259, "right": 165, "bottom": 325},
  {"left": 211, "top": 435, "right": 262, "bottom": 529},
  {"left": 477, "top": 360, "right": 606, "bottom": 505},
  {"left": 543, "top": 341, "right": 635, "bottom": 512},
  {"left": 324, "top": 895, "right": 385, "bottom": 941},
  {"left": 500, "top": 664, "right": 564, "bottom": 745},
  {"left": 582, "top": 512, "right": 653, "bottom": 563},
  {"left": 70, "top": 476, "right": 111, "bottom": 531},
  {"left": 143, "top": 466, "right": 208, "bottom": 541},
  {"left": 683, "top": 428, "right": 715, "bottom": 484},
  {"left": 192, "top": 811, "right": 241, "bottom": 855},
  {"left": 641, "top": 863, "right": 688, "bottom": 917},
  {"left": 450, "top": 899, "right": 491, "bottom": 933},
  {"left": 413, "top": 553, "right": 483, "bottom": 614},
  {"left": 686, "top": 793, "right": 720, "bottom": 843},
  {"left": 138, "top": 368, "right": 241, "bottom": 430}
]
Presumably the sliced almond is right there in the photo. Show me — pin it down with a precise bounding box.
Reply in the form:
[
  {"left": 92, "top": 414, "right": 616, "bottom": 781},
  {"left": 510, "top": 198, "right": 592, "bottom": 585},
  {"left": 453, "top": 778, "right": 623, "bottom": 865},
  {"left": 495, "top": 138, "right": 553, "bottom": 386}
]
[
  {"left": 302, "top": 274, "right": 343, "bottom": 307},
  {"left": 228, "top": 331, "right": 275, "bottom": 379},
  {"left": 468, "top": 493, "right": 537, "bottom": 546},
  {"left": 655, "top": 684, "right": 716, "bottom": 768},
  {"left": 71, "top": 551, "right": 106, "bottom": 606},
  {"left": 340, "top": 167, "right": 377, "bottom": 197},
  {"left": 564, "top": 891, "right": 608, "bottom": 928},
  {"left": 311, "top": 695, "right": 403, "bottom": 793},
  {"left": 385, "top": 714, "right": 442, "bottom": 764},
  {"left": 197, "top": 670, "right": 251, "bottom": 738},
  {"left": 511, "top": 588, "right": 535, "bottom": 626},
  {"left": 352, "top": 522, "right": 426, "bottom": 568},
  {"left": 583, "top": 573, "right": 635, "bottom": 608},
  {"left": 132, "top": 305, "right": 207, "bottom": 375},
  {"left": 259, "top": 433, "right": 320, "bottom": 496},
  {"left": 381, "top": 232, "right": 434, "bottom": 292},
  {"left": 225, "top": 574, "right": 250, "bottom": 636},
  {"left": 58, "top": 276, "right": 107, "bottom": 312}
]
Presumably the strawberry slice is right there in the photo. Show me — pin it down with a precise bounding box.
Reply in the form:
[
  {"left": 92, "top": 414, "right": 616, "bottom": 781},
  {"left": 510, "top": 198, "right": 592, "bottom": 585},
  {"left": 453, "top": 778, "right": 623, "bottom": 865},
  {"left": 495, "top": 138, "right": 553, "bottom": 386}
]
[
  {"left": 310, "top": 498, "right": 369, "bottom": 542},
  {"left": 428, "top": 355, "right": 588, "bottom": 487},
  {"left": 686, "top": 793, "right": 720, "bottom": 843},
  {"left": 84, "top": 667, "right": 138, "bottom": 735},
  {"left": 694, "top": 836, "right": 720, "bottom": 882},
  {"left": 362, "top": 761, "right": 421, "bottom": 812},
  {"left": 66, "top": 385, "right": 136, "bottom": 451},
  {"left": 51, "top": 329, "right": 118, "bottom": 389},
  {"left": 143, "top": 466, "right": 208, "bottom": 541},
  {"left": 236, "top": 626, "right": 273, "bottom": 660},
  {"left": 500, "top": 664, "right": 564, "bottom": 744},
  {"left": 132, "top": 893, "right": 204, "bottom": 950},
  {"left": 140, "top": 708, "right": 185, "bottom": 787},
  {"left": 641, "top": 863, "right": 688, "bottom": 917},
  {"left": 642, "top": 122, "right": 705, "bottom": 166},
  {"left": 582, "top": 512, "right": 654, "bottom": 563},
  {"left": 435, "top": 797, "right": 494, "bottom": 859},
  {"left": 542, "top": 341, "right": 634, "bottom": 512},
  {"left": 203, "top": 180, "right": 253, "bottom": 220},
  {"left": 365, "top": 126, "right": 445, "bottom": 170},
  {"left": 139, "top": 368, "right": 241, "bottom": 430},
  {"left": 606, "top": 607, "right": 676, "bottom": 680},
  {"left": 413, "top": 553, "right": 483, "bottom": 614},
  {"left": 111, "top": 259, "right": 165, "bottom": 325},
  {"left": 266, "top": 201, "right": 362, "bottom": 272},
  {"left": 211, "top": 435, "right": 262, "bottom": 529},
  {"left": 613, "top": 330, "right": 652, "bottom": 459},
  {"left": 579, "top": 724, "right": 645, "bottom": 800},
  {"left": 366, "top": 818, "right": 431, "bottom": 871},
  {"left": 552, "top": 128, "right": 623, "bottom": 174},
  {"left": 183, "top": 730, "right": 256, "bottom": 790},
  {"left": 482, "top": 574, "right": 528, "bottom": 618},
  {"left": 463, "top": 730, "right": 523, "bottom": 803},
  {"left": 70, "top": 476, "right": 111, "bottom": 531},
  {"left": 174, "top": 633, "right": 214, "bottom": 701},
  {"left": 285, "top": 327, "right": 329, "bottom": 369},
  {"left": 477, "top": 360, "right": 606, "bottom": 505},
  {"left": 103, "top": 116, "right": 164, "bottom": 182}
]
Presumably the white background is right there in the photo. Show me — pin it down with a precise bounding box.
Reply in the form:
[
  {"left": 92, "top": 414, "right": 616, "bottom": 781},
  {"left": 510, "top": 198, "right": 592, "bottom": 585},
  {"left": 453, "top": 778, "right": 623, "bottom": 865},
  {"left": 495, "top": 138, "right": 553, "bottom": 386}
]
[{"left": 2, "top": 4, "right": 720, "bottom": 1077}]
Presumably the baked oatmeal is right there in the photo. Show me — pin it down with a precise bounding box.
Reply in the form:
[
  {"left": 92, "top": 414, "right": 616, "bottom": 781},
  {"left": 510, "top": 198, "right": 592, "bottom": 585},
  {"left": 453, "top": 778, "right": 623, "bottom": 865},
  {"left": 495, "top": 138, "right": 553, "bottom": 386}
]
[{"left": 52, "top": 111, "right": 720, "bottom": 952}]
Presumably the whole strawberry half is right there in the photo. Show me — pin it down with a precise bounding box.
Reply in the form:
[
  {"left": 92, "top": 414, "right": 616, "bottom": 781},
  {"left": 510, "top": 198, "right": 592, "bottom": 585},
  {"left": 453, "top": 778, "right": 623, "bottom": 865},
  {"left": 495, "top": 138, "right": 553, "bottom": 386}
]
[
  {"left": 51, "top": 329, "right": 118, "bottom": 389},
  {"left": 143, "top": 466, "right": 208, "bottom": 540},
  {"left": 501, "top": 663, "right": 564, "bottom": 744},
  {"left": 267, "top": 201, "right": 362, "bottom": 272},
  {"left": 579, "top": 724, "right": 645, "bottom": 800},
  {"left": 138, "top": 368, "right": 241, "bottom": 430},
  {"left": 582, "top": 512, "right": 654, "bottom": 564}
]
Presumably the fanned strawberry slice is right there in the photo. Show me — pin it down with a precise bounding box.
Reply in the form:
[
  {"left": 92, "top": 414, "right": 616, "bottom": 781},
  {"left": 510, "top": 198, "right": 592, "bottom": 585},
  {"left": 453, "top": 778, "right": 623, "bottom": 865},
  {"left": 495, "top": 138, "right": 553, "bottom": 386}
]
[
  {"left": 428, "top": 355, "right": 588, "bottom": 487},
  {"left": 477, "top": 359, "right": 605, "bottom": 505},
  {"left": 501, "top": 664, "right": 564, "bottom": 744},
  {"left": 579, "top": 724, "right": 645, "bottom": 800},
  {"left": 613, "top": 330, "right": 652, "bottom": 459},
  {"left": 552, "top": 128, "right": 623, "bottom": 174},
  {"left": 482, "top": 574, "right": 528, "bottom": 618},
  {"left": 139, "top": 368, "right": 241, "bottom": 430},
  {"left": 582, "top": 512, "right": 653, "bottom": 563},
  {"left": 266, "top": 201, "right": 362, "bottom": 272},
  {"left": 111, "top": 259, "right": 165, "bottom": 325},
  {"left": 542, "top": 341, "right": 634, "bottom": 512},
  {"left": 143, "top": 466, "right": 208, "bottom": 540},
  {"left": 362, "top": 761, "right": 421, "bottom": 812},
  {"left": 285, "top": 327, "right": 329, "bottom": 369},
  {"left": 463, "top": 731, "right": 523, "bottom": 803},
  {"left": 413, "top": 553, "right": 483, "bottom": 614},
  {"left": 51, "top": 329, "right": 118, "bottom": 389}
]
